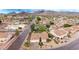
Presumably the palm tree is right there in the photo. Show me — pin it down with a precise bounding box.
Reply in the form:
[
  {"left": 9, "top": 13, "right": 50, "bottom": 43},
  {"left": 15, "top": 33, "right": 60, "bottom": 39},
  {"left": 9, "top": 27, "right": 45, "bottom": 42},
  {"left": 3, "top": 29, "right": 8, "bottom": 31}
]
[{"left": 38, "top": 37, "right": 44, "bottom": 48}]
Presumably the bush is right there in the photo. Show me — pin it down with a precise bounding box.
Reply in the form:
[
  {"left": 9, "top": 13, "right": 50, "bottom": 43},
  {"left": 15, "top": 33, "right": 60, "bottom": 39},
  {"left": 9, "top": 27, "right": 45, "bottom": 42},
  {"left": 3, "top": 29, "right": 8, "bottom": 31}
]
[
  {"left": 46, "top": 38, "right": 51, "bottom": 42},
  {"left": 15, "top": 29, "right": 20, "bottom": 36},
  {"left": 50, "top": 21, "right": 54, "bottom": 25},
  {"left": 24, "top": 41, "right": 30, "bottom": 47},
  {"left": 46, "top": 24, "right": 50, "bottom": 28},
  {"left": 48, "top": 33, "right": 54, "bottom": 39},
  {"left": 63, "top": 24, "right": 72, "bottom": 28},
  {"left": 18, "top": 27, "right": 22, "bottom": 29},
  {"left": 28, "top": 15, "right": 32, "bottom": 21}
]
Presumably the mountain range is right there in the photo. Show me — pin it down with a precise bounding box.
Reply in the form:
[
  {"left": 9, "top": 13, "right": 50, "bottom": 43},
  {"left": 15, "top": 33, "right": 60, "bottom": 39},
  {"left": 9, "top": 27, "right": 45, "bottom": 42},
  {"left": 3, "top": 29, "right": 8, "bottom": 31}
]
[{"left": 0, "top": 9, "right": 79, "bottom": 14}]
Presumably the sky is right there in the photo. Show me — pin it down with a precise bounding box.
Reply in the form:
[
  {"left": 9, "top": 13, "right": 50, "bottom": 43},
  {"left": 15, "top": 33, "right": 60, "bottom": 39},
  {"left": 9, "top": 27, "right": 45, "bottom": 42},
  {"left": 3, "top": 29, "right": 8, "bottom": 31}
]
[
  {"left": 0, "top": 0, "right": 79, "bottom": 14},
  {"left": 0, "top": 0, "right": 79, "bottom": 9},
  {"left": 0, "top": 9, "right": 79, "bottom": 14},
  {"left": 0, "top": 9, "right": 33, "bottom": 14}
]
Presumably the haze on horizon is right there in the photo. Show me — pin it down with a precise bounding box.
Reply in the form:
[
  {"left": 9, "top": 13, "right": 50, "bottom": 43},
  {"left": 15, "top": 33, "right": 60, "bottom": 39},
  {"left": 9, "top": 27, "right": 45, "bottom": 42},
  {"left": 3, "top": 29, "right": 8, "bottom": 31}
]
[{"left": 0, "top": 9, "right": 79, "bottom": 14}]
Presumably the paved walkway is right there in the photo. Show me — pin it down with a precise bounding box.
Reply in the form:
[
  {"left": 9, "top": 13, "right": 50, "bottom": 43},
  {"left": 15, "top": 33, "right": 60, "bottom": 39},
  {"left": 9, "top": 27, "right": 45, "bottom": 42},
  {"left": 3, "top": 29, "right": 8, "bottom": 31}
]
[
  {"left": 7, "top": 26, "right": 30, "bottom": 50},
  {"left": 7, "top": 19, "right": 35, "bottom": 50}
]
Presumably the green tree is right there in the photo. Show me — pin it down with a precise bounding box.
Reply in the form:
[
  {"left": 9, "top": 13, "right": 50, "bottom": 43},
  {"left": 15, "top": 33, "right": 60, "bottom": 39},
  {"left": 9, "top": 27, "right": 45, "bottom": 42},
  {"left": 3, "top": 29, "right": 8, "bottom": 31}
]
[
  {"left": 38, "top": 24, "right": 47, "bottom": 32},
  {"left": 37, "top": 16, "right": 41, "bottom": 21},
  {"left": 31, "top": 24, "right": 47, "bottom": 32},
  {"left": 15, "top": 29, "right": 20, "bottom": 36},
  {"left": 31, "top": 24, "right": 35, "bottom": 32},
  {"left": 39, "top": 37, "right": 44, "bottom": 48},
  {"left": 36, "top": 24, "right": 46, "bottom": 32}
]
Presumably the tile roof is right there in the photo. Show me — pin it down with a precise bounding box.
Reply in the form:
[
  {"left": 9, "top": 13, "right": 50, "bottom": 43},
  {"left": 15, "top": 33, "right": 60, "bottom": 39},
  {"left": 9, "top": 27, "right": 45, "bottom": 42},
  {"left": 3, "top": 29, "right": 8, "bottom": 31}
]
[{"left": 50, "top": 28, "right": 68, "bottom": 38}]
